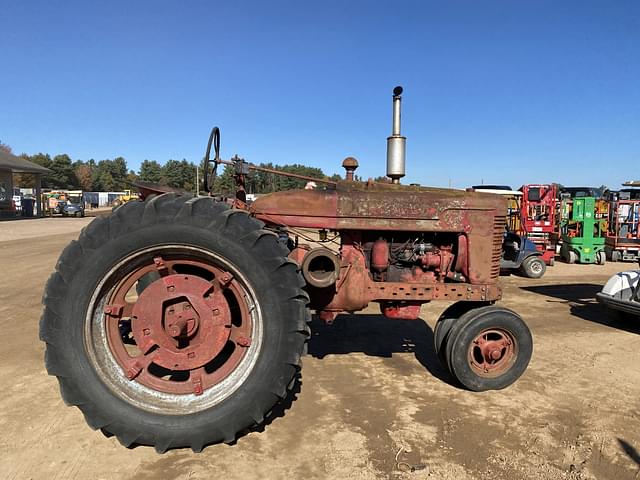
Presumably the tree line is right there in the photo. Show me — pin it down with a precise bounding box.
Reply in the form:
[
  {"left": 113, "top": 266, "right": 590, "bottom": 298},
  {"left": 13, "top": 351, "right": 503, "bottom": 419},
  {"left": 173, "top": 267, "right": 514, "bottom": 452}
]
[{"left": 11, "top": 149, "right": 343, "bottom": 194}]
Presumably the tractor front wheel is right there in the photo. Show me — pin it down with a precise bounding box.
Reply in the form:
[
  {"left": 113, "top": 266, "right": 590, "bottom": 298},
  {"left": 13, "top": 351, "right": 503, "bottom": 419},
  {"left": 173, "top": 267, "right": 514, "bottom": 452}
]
[
  {"left": 444, "top": 306, "right": 532, "bottom": 391},
  {"left": 40, "top": 194, "right": 309, "bottom": 452}
]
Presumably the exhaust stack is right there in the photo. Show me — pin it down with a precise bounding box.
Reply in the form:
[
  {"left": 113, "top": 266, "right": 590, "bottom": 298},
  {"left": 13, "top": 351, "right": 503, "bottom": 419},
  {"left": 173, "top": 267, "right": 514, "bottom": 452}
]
[{"left": 386, "top": 86, "right": 406, "bottom": 184}]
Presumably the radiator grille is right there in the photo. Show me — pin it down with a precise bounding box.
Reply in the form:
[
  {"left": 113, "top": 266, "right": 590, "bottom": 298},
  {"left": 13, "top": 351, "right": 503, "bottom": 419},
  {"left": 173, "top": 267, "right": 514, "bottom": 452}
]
[{"left": 492, "top": 216, "right": 506, "bottom": 278}]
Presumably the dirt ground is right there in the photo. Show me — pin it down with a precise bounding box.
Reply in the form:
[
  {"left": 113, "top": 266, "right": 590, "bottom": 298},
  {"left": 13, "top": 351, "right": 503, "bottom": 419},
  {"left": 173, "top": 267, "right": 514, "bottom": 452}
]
[{"left": 1, "top": 216, "right": 639, "bottom": 480}]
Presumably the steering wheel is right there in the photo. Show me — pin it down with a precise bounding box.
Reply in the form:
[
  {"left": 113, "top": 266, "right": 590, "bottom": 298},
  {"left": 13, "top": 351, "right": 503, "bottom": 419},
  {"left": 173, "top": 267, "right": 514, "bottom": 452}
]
[{"left": 203, "top": 126, "right": 220, "bottom": 193}]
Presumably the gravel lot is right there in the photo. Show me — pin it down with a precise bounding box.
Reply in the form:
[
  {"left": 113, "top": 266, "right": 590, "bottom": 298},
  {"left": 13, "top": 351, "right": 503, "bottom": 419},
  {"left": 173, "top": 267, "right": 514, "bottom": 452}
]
[{"left": 1, "top": 216, "right": 639, "bottom": 479}]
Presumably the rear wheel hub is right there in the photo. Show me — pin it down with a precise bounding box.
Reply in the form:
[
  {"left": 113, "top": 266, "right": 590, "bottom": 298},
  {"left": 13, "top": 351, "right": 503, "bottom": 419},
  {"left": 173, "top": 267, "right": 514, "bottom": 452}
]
[
  {"left": 130, "top": 274, "right": 232, "bottom": 372},
  {"left": 100, "top": 251, "right": 258, "bottom": 400}
]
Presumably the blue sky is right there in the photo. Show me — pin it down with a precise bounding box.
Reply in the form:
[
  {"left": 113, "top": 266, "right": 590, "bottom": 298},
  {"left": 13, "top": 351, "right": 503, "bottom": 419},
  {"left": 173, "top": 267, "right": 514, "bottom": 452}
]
[{"left": 1, "top": 1, "right": 638, "bottom": 189}]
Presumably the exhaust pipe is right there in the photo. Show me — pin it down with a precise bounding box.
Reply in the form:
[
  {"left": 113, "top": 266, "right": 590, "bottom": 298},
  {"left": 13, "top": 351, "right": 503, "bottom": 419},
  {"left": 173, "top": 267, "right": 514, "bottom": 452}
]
[{"left": 386, "top": 86, "right": 406, "bottom": 184}]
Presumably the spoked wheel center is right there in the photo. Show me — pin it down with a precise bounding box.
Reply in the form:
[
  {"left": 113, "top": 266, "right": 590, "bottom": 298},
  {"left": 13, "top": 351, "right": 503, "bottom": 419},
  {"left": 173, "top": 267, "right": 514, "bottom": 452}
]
[
  {"left": 130, "top": 273, "right": 232, "bottom": 372},
  {"left": 468, "top": 328, "right": 517, "bottom": 377},
  {"left": 100, "top": 251, "right": 259, "bottom": 401}
]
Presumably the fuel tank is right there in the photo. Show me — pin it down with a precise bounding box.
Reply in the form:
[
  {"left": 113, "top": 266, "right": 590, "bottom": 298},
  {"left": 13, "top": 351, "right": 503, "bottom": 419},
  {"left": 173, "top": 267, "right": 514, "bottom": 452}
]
[{"left": 249, "top": 180, "right": 507, "bottom": 233}]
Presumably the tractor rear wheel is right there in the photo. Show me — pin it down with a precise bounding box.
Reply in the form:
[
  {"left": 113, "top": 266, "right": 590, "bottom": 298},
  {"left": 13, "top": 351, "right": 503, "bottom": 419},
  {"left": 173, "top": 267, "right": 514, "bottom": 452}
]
[
  {"left": 40, "top": 194, "right": 309, "bottom": 452},
  {"left": 445, "top": 306, "right": 532, "bottom": 391}
]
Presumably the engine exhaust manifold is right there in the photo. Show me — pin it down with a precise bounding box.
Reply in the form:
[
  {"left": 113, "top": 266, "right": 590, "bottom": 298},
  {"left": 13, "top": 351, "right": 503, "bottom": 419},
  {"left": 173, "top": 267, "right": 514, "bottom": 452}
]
[{"left": 301, "top": 248, "right": 341, "bottom": 289}]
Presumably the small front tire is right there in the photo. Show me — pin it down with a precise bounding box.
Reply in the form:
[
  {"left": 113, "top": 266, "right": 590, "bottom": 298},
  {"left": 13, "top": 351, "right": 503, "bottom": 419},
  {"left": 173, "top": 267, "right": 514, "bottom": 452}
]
[{"left": 445, "top": 306, "right": 533, "bottom": 391}]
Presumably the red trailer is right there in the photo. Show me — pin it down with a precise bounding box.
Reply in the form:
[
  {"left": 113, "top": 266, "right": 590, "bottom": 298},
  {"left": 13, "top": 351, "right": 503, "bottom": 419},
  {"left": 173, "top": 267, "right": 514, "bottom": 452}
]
[{"left": 518, "top": 184, "right": 558, "bottom": 265}]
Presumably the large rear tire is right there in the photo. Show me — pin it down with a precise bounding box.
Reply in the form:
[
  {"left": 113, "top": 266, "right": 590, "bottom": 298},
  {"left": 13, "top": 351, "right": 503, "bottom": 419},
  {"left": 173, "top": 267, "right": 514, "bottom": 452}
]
[{"left": 40, "top": 194, "right": 309, "bottom": 452}]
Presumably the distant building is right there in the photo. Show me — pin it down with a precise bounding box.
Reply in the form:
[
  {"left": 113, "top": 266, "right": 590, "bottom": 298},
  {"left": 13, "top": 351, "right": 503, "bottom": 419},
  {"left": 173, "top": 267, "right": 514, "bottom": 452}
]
[{"left": 0, "top": 150, "right": 51, "bottom": 217}]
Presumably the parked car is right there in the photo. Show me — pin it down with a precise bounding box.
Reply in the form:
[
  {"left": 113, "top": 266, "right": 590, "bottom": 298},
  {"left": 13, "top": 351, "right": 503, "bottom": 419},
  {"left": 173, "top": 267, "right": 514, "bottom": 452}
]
[
  {"left": 61, "top": 192, "right": 85, "bottom": 217},
  {"left": 62, "top": 201, "right": 85, "bottom": 217},
  {"left": 597, "top": 265, "right": 640, "bottom": 319}
]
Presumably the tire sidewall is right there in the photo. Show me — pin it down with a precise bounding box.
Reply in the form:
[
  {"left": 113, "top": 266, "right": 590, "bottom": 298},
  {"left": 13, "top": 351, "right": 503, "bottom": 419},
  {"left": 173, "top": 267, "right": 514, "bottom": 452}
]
[
  {"left": 434, "top": 302, "right": 490, "bottom": 364},
  {"left": 434, "top": 316, "right": 456, "bottom": 362}
]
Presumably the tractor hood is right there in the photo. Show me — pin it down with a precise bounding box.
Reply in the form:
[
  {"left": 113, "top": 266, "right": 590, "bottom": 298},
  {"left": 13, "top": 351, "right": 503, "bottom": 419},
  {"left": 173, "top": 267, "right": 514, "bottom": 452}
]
[{"left": 249, "top": 181, "right": 507, "bottom": 232}]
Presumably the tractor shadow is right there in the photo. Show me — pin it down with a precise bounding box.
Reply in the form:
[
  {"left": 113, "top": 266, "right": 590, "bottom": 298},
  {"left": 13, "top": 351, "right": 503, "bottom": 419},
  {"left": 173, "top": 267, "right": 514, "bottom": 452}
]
[
  {"left": 521, "top": 283, "right": 640, "bottom": 335},
  {"left": 307, "top": 314, "right": 456, "bottom": 386}
]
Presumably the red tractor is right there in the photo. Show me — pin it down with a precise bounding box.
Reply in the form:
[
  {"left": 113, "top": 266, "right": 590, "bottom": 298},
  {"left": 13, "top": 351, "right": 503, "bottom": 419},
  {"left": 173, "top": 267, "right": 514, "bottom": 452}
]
[{"left": 40, "top": 87, "right": 532, "bottom": 452}]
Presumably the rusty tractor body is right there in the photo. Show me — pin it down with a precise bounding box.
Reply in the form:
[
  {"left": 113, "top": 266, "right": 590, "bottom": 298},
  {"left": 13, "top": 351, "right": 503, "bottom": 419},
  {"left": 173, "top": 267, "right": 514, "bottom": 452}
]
[
  {"left": 250, "top": 181, "right": 505, "bottom": 320},
  {"left": 40, "top": 87, "right": 532, "bottom": 452}
]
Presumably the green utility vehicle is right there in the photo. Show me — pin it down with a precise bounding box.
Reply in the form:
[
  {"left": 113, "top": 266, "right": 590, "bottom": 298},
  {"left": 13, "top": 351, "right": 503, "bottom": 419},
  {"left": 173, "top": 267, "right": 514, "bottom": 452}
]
[{"left": 559, "top": 196, "right": 607, "bottom": 264}]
